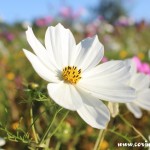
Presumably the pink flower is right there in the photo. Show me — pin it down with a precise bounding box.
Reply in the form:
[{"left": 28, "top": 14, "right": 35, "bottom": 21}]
[
  {"left": 60, "top": 7, "right": 72, "bottom": 18},
  {"left": 85, "top": 24, "right": 97, "bottom": 37},
  {"left": 35, "top": 16, "right": 53, "bottom": 27},
  {"left": 59, "top": 6, "right": 85, "bottom": 20},
  {"left": 6, "top": 33, "right": 14, "bottom": 41},
  {"left": 1, "top": 32, "right": 15, "bottom": 42},
  {"left": 132, "top": 56, "right": 142, "bottom": 71},
  {"left": 142, "top": 63, "right": 150, "bottom": 74},
  {"left": 101, "top": 56, "right": 108, "bottom": 63},
  {"left": 132, "top": 56, "right": 150, "bottom": 75}
]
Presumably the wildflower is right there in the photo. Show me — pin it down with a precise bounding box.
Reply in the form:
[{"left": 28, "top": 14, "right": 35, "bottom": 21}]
[
  {"left": 132, "top": 56, "right": 150, "bottom": 75},
  {"left": 11, "top": 121, "right": 19, "bottom": 130},
  {"left": 35, "top": 16, "right": 53, "bottom": 27},
  {"left": 6, "top": 72, "right": 15, "bottom": 80},
  {"left": 137, "top": 52, "right": 145, "bottom": 60},
  {"left": 119, "top": 50, "right": 128, "bottom": 59},
  {"left": 23, "top": 23, "right": 136, "bottom": 129},
  {"left": 28, "top": 82, "right": 39, "bottom": 89},
  {"left": 100, "top": 140, "right": 109, "bottom": 150},
  {"left": 142, "top": 63, "right": 150, "bottom": 74},
  {"left": 132, "top": 56, "right": 143, "bottom": 72},
  {"left": 0, "top": 137, "right": 6, "bottom": 147},
  {"left": 101, "top": 56, "right": 108, "bottom": 63},
  {"left": 125, "top": 59, "right": 150, "bottom": 118},
  {"left": 60, "top": 7, "right": 72, "bottom": 18},
  {"left": 116, "top": 16, "right": 134, "bottom": 26}
]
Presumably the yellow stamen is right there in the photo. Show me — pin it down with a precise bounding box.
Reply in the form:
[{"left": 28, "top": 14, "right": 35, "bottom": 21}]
[{"left": 62, "top": 66, "right": 82, "bottom": 84}]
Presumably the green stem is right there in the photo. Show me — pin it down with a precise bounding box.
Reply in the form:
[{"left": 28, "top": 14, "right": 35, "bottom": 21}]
[
  {"left": 55, "top": 141, "right": 61, "bottom": 150},
  {"left": 107, "top": 129, "right": 131, "bottom": 142},
  {"left": 93, "top": 129, "right": 106, "bottom": 150},
  {"left": 30, "top": 105, "right": 38, "bottom": 143},
  {"left": 29, "top": 110, "right": 46, "bottom": 131},
  {"left": 119, "top": 114, "right": 147, "bottom": 141},
  {"left": 48, "top": 110, "right": 69, "bottom": 138},
  {"left": 38, "top": 107, "right": 63, "bottom": 146},
  {"left": 45, "top": 138, "right": 50, "bottom": 148}
]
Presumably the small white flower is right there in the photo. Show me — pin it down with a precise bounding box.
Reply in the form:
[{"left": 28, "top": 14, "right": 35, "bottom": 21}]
[
  {"left": 0, "top": 137, "right": 6, "bottom": 147},
  {"left": 125, "top": 59, "right": 150, "bottom": 118},
  {"left": 23, "top": 23, "right": 136, "bottom": 129}
]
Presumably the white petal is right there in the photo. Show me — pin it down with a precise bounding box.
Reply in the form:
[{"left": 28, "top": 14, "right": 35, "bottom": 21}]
[
  {"left": 47, "top": 82, "right": 83, "bottom": 111},
  {"left": 77, "top": 61, "right": 136, "bottom": 103},
  {"left": 26, "top": 26, "right": 57, "bottom": 71},
  {"left": 126, "top": 103, "right": 142, "bottom": 118},
  {"left": 73, "top": 35, "right": 104, "bottom": 71},
  {"left": 82, "top": 60, "right": 130, "bottom": 82},
  {"left": 77, "top": 82, "right": 136, "bottom": 103},
  {"left": 23, "top": 49, "right": 59, "bottom": 82},
  {"left": 130, "top": 73, "right": 150, "bottom": 91},
  {"left": 76, "top": 88, "right": 110, "bottom": 129},
  {"left": 135, "top": 89, "right": 150, "bottom": 111},
  {"left": 124, "top": 59, "right": 137, "bottom": 75},
  {"left": 45, "top": 23, "right": 76, "bottom": 68}
]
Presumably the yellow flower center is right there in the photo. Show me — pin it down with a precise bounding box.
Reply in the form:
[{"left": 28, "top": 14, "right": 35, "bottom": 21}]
[{"left": 62, "top": 66, "right": 82, "bottom": 84}]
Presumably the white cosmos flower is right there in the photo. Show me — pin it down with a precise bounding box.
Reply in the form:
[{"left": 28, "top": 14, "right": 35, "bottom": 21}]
[
  {"left": 23, "top": 23, "right": 136, "bottom": 129},
  {"left": 125, "top": 59, "right": 150, "bottom": 118}
]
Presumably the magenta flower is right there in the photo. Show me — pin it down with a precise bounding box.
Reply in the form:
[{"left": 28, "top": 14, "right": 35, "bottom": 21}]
[
  {"left": 132, "top": 56, "right": 150, "bottom": 75},
  {"left": 132, "top": 56, "right": 142, "bottom": 71},
  {"left": 60, "top": 7, "right": 72, "bottom": 18},
  {"left": 101, "top": 56, "right": 108, "bottom": 63},
  {"left": 142, "top": 63, "right": 150, "bottom": 74},
  {"left": 35, "top": 16, "right": 53, "bottom": 27}
]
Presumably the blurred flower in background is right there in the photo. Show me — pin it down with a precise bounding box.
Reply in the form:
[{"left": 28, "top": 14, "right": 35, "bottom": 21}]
[
  {"left": 0, "top": 137, "right": 6, "bottom": 149},
  {"left": 0, "top": 32, "right": 14, "bottom": 42},
  {"left": 132, "top": 56, "right": 150, "bottom": 75},
  {"left": 35, "top": 16, "right": 53, "bottom": 27},
  {"left": 59, "top": 6, "right": 85, "bottom": 21},
  {"left": 115, "top": 16, "right": 135, "bottom": 26}
]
